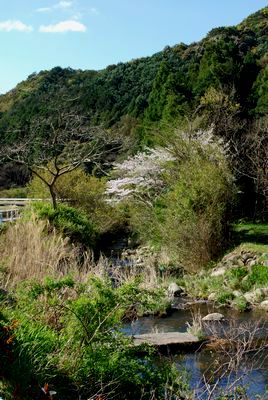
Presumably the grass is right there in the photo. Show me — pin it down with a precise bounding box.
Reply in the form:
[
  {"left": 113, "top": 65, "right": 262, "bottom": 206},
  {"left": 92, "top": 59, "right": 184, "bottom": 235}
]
[
  {"left": 231, "top": 222, "right": 268, "bottom": 247},
  {"left": 186, "top": 311, "right": 205, "bottom": 340},
  {"left": 178, "top": 222, "right": 268, "bottom": 309},
  {"left": 0, "top": 213, "right": 191, "bottom": 400}
]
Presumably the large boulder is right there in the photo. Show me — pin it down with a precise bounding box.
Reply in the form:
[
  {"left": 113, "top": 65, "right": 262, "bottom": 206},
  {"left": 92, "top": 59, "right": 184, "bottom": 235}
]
[
  {"left": 259, "top": 300, "right": 268, "bottom": 311},
  {"left": 202, "top": 313, "right": 225, "bottom": 321},
  {"left": 244, "top": 288, "right": 268, "bottom": 303},
  {"left": 167, "top": 282, "right": 184, "bottom": 298}
]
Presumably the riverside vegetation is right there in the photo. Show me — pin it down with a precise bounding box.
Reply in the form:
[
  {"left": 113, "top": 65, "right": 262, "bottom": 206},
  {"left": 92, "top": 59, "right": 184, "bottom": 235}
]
[{"left": 0, "top": 5, "right": 268, "bottom": 400}]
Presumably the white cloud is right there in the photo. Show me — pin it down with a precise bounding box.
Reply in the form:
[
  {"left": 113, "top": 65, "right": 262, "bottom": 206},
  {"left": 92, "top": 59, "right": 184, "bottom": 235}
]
[
  {"left": 39, "top": 20, "right": 86, "bottom": 33},
  {"left": 36, "top": 2, "right": 72, "bottom": 13},
  {"left": 36, "top": 7, "right": 51, "bottom": 13},
  {"left": 0, "top": 20, "right": 33, "bottom": 32},
  {"left": 55, "top": 1, "right": 73, "bottom": 9}
]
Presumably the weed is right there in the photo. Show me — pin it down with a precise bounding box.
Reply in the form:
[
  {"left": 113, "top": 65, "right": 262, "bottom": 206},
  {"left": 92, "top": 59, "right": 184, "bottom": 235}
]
[{"left": 241, "top": 264, "right": 268, "bottom": 292}]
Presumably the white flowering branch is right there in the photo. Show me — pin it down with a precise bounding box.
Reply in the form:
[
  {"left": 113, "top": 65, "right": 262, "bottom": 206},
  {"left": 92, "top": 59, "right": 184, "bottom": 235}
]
[{"left": 106, "top": 147, "right": 174, "bottom": 205}]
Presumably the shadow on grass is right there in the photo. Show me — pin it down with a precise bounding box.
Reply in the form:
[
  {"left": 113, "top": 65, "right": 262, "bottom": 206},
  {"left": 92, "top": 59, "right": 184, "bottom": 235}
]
[{"left": 231, "top": 223, "right": 268, "bottom": 246}]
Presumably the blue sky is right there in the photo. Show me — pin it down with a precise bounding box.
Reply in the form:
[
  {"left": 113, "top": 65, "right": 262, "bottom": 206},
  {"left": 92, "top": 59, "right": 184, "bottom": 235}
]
[{"left": 0, "top": 0, "right": 267, "bottom": 94}]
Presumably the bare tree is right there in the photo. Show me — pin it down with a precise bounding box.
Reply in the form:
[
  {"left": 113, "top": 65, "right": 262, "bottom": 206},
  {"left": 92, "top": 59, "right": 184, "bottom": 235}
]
[
  {"left": 0, "top": 110, "right": 121, "bottom": 209},
  {"left": 229, "top": 118, "right": 268, "bottom": 220},
  {"left": 195, "top": 319, "right": 268, "bottom": 399}
]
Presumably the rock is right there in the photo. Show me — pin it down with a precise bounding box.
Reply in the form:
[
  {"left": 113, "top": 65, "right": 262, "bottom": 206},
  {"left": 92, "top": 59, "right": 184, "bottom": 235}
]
[
  {"left": 262, "top": 259, "right": 268, "bottom": 267},
  {"left": 259, "top": 300, "right": 268, "bottom": 311},
  {"left": 208, "top": 292, "right": 217, "bottom": 301},
  {"left": 232, "top": 290, "right": 242, "bottom": 298},
  {"left": 236, "top": 259, "right": 245, "bottom": 267},
  {"left": 241, "top": 252, "right": 253, "bottom": 262},
  {"left": 202, "top": 313, "right": 225, "bottom": 321},
  {"left": 247, "top": 259, "right": 258, "bottom": 268},
  {"left": 244, "top": 288, "right": 265, "bottom": 303},
  {"left": 167, "top": 283, "right": 184, "bottom": 297},
  {"left": 211, "top": 267, "right": 226, "bottom": 277},
  {"left": 223, "top": 254, "right": 238, "bottom": 263}
]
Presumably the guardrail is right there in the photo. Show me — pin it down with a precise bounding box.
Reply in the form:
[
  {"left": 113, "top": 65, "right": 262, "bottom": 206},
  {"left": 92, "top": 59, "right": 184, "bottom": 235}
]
[
  {"left": 0, "top": 198, "right": 47, "bottom": 206},
  {"left": 0, "top": 207, "right": 20, "bottom": 223},
  {"left": 0, "top": 198, "right": 47, "bottom": 224}
]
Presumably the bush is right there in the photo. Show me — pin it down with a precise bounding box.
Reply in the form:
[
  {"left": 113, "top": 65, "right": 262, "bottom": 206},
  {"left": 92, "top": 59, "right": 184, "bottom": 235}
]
[
  {"left": 32, "top": 202, "right": 98, "bottom": 248},
  {"left": 216, "top": 291, "right": 235, "bottom": 305},
  {"left": 0, "top": 277, "right": 190, "bottom": 399},
  {"left": 126, "top": 130, "right": 236, "bottom": 271}
]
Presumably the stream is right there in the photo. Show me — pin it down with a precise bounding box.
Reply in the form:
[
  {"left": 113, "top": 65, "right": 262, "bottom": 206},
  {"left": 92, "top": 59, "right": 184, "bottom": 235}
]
[{"left": 123, "top": 301, "right": 268, "bottom": 399}]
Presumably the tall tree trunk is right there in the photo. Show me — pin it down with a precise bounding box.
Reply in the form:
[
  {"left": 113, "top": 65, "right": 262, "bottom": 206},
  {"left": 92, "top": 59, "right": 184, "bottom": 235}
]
[{"left": 49, "top": 184, "right": 57, "bottom": 209}]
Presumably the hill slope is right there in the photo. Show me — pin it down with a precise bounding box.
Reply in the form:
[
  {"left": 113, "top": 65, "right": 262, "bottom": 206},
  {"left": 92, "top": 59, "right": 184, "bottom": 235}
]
[{"left": 0, "top": 6, "right": 267, "bottom": 132}]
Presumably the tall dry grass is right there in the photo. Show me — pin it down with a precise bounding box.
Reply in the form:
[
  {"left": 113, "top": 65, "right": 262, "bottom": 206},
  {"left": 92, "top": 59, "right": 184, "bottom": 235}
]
[
  {"left": 0, "top": 215, "right": 95, "bottom": 288},
  {"left": 0, "top": 215, "right": 170, "bottom": 291}
]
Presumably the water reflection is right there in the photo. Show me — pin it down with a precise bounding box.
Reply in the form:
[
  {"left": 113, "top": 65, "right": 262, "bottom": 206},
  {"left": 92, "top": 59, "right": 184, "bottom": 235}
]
[{"left": 123, "top": 303, "right": 268, "bottom": 398}]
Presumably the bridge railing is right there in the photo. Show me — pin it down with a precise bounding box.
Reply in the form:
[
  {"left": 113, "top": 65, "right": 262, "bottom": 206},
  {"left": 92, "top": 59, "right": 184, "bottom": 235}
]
[
  {"left": 0, "top": 207, "right": 20, "bottom": 223},
  {"left": 0, "top": 198, "right": 48, "bottom": 206},
  {"left": 0, "top": 198, "right": 48, "bottom": 224}
]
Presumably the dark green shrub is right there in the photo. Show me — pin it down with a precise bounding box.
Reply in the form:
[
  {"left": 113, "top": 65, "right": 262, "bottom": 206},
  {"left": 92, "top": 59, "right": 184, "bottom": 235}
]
[
  {"left": 32, "top": 202, "right": 98, "bottom": 248},
  {"left": 216, "top": 291, "right": 235, "bottom": 305},
  {"left": 28, "top": 276, "right": 75, "bottom": 299}
]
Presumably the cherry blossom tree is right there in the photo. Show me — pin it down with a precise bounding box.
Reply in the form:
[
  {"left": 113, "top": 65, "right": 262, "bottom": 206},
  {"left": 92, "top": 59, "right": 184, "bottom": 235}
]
[{"left": 106, "top": 147, "right": 175, "bottom": 206}]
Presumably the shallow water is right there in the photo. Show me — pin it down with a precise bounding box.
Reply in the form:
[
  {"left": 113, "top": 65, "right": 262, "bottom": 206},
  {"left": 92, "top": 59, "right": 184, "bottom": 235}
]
[{"left": 123, "top": 302, "right": 268, "bottom": 399}]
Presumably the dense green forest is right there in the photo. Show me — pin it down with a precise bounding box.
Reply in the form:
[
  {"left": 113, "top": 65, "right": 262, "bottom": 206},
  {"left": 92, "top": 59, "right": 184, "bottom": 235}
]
[{"left": 0, "top": 6, "right": 267, "bottom": 222}]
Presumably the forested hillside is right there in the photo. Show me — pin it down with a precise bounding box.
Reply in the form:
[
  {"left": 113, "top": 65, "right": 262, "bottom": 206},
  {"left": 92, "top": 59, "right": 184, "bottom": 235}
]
[{"left": 0, "top": 6, "right": 267, "bottom": 219}]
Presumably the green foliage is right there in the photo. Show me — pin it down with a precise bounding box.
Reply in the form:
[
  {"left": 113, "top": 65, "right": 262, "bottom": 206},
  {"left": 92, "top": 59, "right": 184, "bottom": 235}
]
[
  {"left": 130, "top": 133, "right": 236, "bottom": 270},
  {"left": 225, "top": 266, "right": 248, "bottom": 290},
  {"left": 241, "top": 264, "right": 268, "bottom": 292},
  {"left": 216, "top": 291, "right": 235, "bottom": 305},
  {"left": 32, "top": 202, "right": 98, "bottom": 248},
  {"left": 253, "top": 66, "right": 268, "bottom": 115},
  {"left": 28, "top": 276, "right": 75, "bottom": 299},
  {"left": 178, "top": 274, "right": 225, "bottom": 299},
  {"left": 0, "top": 276, "right": 189, "bottom": 399},
  {"left": 116, "top": 277, "right": 168, "bottom": 317},
  {"left": 232, "top": 223, "right": 268, "bottom": 248},
  {"left": 231, "top": 296, "right": 249, "bottom": 312},
  {"left": 28, "top": 168, "right": 126, "bottom": 236}
]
